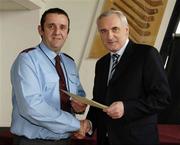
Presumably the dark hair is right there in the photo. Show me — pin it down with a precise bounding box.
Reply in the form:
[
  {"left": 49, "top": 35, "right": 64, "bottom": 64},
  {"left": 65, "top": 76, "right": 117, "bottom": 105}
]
[{"left": 40, "top": 8, "right": 70, "bottom": 33}]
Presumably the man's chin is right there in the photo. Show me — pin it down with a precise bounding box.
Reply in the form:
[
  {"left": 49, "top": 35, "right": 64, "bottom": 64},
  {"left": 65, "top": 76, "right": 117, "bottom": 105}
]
[
  {"left": 51, "top": 46, "right": 62, "bottom": 53},
  {"left": 108, "top": 47, "right": 118, "bottom": 52}
]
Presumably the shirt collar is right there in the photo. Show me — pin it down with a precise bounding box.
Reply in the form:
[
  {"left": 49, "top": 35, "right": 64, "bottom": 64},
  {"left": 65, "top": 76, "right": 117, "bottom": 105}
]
[
  {"left": 39, "top": 41, "right": 61, "bottom": 63},
  {"left": 111, "top": 38, "right": 129, "bottom": 56}
]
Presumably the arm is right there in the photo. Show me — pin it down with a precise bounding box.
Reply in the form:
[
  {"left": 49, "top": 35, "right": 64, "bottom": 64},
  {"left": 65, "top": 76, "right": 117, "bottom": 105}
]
[
  {"left": 11, "top": 53, "right": 80, "bottom": 134},
  {"left": 71, "top": 99, "right": 87, "bottom": 114},
  {"left": 123, "top": 48, "right": 171, "bottom": 121},
  {"left": 103, "top": 47, "right": 171, "bottom": 120}
]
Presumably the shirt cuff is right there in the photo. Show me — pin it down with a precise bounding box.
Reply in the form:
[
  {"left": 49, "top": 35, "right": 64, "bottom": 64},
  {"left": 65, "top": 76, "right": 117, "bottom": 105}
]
[{"left": 87, "top": 120, "right": 93, "bottom": 135}]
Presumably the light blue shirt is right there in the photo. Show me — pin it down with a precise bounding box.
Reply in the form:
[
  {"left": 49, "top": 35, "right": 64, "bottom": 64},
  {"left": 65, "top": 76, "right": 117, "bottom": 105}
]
[{"left": 10, "top": 42, "right": 85, "bottom": 140}]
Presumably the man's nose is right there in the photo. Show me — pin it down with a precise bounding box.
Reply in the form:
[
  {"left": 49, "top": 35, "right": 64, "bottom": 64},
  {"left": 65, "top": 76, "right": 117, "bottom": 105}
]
[
  {"left": 107, "top": 30, "right": 113, "bottom": 39},
  {"left": 54, "top": 27, "right": 62, "bottom": 35}
]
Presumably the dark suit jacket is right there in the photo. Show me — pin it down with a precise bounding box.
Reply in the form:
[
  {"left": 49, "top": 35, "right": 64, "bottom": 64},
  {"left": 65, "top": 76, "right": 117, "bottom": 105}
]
[{"left": 87, "top": 40, "right": 171, "bottom": 145}]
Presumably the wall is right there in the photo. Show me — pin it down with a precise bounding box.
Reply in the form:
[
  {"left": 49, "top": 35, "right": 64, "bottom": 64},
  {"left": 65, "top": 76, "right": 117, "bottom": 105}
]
[
  {"left": 44, "top": 0, "right": 99, "bottom": 119},
  {"left": 0, "top": 10, "right": 40, "bottom": 126},
  {"left": 0, "top": 0, "right": 99, "bottom": 126},
  {"left": 44, "top": 0, "right": 98, "bottom": 67},
  {"left": 79, "top": 0, "right": 176, "bottom": 118},
  {"left": 0, "top": 13, "right": 2, "bottom": 126},
  {"left": 0, "top": 0, "right": 176, "bottom": 126}
]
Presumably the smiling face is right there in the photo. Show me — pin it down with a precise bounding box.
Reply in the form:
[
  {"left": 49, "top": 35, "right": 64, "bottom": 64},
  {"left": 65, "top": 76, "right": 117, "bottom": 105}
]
[
  {"left": 97, "top": 13, "right": 129, "bottom": 53},
  {"left": 38, "top": 13, "right": 69, "bottom": 53}
]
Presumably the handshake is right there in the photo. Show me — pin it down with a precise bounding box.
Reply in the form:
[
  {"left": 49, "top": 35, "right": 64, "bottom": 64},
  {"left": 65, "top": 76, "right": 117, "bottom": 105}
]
[
  {"left": 71, "top": 95, "right": 125, "bottom": 139},
  {"left": 73, "top": 120, "right": 91, "bottom": 139},
  {"left": 71, "top": 98, "right": 124, "bottom": 139}
]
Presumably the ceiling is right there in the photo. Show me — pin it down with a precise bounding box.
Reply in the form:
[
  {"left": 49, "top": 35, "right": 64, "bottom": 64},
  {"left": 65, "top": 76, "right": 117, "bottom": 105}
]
[{"left": 0, "top": 0, "right": 45, "bottom": 10}]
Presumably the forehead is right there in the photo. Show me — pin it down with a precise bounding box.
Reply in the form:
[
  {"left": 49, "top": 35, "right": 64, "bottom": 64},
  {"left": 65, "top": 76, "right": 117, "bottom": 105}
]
[
  {"left": 45, "top": 13, "right": 68, "bottom": 25},
  {"left": 98, "top": 14, "right": 122, "bottom": 28}
]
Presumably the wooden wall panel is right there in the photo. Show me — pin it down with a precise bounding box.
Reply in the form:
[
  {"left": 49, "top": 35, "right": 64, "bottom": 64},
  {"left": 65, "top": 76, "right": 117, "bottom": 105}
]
[{"left": 89, "top": 0, "right": 168, "bottom": 58}]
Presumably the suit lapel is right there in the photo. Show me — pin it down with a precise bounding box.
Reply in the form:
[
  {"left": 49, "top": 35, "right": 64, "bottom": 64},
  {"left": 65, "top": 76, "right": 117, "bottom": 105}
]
[{"left": 102, "top": 54, "right": 111, "bottom": 85}]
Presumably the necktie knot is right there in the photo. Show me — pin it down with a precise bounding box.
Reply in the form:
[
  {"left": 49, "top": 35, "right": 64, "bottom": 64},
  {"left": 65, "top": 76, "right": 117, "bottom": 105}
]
[
  {"left": 112, "top": 54, "right": 119, "bottom": 63},
  {"left": 55, "top": 55, "right": 61, "bottom": 63}
]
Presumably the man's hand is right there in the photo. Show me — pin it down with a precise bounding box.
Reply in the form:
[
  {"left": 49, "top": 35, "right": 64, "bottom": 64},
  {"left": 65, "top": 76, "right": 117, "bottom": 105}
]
[
  {"left": 71, "top": 99, "right": 87, "bottom": 113},
  {"left": 73, "top": 120, "right": 91, "bottom": 139},
  {"left": 103, "top": 101, "right": 124, "bottom": 119}
]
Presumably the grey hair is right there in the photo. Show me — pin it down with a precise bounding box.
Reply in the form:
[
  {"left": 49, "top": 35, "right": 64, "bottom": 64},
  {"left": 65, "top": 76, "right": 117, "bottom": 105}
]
[{"left": 97, "top": 10, "right": 128, "bottom": 27}]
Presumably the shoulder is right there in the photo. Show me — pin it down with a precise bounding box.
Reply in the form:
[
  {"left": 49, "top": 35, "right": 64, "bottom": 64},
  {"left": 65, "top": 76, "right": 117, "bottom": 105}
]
[
  {"left": 96, "top": 53, "right": 110, "bottom": 66},
  {"left": 134, "top": 43, "right": 162, "bottom": 64},
  {"left": 20, "top": 47, "right": 37, "bottom": 54},
  {"left": 134, "top": 42, "right": 156, "bottom": 50},
  {"left": 18, "top": 47, "right": 41, "bottom": 61},
  {"left": 17, "top": 47, "right": 41, "bottom": 64},
  {"left": 12, "top": 47, "right": 38, "bottom": 70},
  {"left": 62, "top": 53, "right": 74, "bottom": 61},
  {"left": 132, "top": 42, "right": 159, "bottom": 56}
]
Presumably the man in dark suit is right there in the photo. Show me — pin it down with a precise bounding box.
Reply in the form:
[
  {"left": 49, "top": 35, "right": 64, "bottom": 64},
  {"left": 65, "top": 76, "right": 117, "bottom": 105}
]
[{"left": 74, "top": 10, "right": 171, "bottom": 145}]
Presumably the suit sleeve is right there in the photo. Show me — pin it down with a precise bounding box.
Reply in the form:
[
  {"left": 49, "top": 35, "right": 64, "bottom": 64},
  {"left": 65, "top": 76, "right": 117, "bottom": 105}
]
[{"left": 123, "top": 48, "right": 171, "bottom": 121}]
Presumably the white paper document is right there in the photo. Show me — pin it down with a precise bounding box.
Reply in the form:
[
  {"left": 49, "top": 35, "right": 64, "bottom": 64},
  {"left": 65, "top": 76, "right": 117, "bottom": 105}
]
[{"left": 61, "top": 90, "right": 108, "bottom": 109}]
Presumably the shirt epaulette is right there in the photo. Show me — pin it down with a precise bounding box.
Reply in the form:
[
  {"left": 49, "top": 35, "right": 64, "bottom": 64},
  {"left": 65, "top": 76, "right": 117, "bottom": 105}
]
[
  {"left": 20, "top": 47, "right": 36, "bottom": 53},
  {"left": 63, "top": 53, "right": 74, "bottom": 61}
]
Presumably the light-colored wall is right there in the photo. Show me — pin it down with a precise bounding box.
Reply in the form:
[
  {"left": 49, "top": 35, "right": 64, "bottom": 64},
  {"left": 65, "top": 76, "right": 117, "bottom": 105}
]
[
  {"left": 0, "top": 10, "right": 40, "bottom": 126},
  {"left": 44, "top": 0, "right": 99, "bottom": 119},
  {"left": 44, "top": 0, "right": 98, "bottom": 67},
  {"left": 0, "top": 12, "right": 2, "bottom": 126},
  {"left": 0, "top": 0, "right": 176, "bottom": 126},
  {"left": 0, "top": 0, "right": 98, "bottom": 126},
  {"left": 79, "top": 0, "right": 177, "bottom": 113}
]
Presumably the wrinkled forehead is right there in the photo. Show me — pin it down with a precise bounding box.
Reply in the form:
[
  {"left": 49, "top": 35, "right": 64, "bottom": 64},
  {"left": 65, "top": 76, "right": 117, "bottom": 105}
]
[{"left": 97, "top": 14, "right": 123, "bottom": 29}]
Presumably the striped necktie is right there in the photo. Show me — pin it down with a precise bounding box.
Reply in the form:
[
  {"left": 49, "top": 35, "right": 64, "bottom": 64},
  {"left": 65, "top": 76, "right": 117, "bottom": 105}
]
[{"left": 109, "top": 54, "right": 120, "bottom": 80}]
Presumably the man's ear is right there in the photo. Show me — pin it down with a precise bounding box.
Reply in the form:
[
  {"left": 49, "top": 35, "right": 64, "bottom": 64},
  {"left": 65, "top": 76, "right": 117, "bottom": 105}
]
[{"left": 38, "top": 25, "right": 43, "bottom": 36}]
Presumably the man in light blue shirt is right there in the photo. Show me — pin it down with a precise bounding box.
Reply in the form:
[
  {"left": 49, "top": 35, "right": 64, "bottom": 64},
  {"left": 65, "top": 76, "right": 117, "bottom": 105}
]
[{"left": 10, "top": 8, "right": 87, "bottom": 145}]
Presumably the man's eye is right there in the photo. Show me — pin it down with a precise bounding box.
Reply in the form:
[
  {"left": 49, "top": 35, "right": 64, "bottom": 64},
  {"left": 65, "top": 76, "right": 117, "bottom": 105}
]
[
  {"left": 112, "top": 27, "right": 120, "bottom": 33},
  {"left": 48, "top": 24, "right": 54, "bottom": 29},
  {"left": 100, "top": 29, "right": 107, "bottom": 34},
  {"left": 60, "top": 25, "right": 68, "bottom": 31}
]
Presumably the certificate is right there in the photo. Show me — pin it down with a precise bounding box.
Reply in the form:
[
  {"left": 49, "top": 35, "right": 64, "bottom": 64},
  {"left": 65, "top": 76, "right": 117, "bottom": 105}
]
[{"left": 61, "top": 90, "right": 108, "bottom": 109}]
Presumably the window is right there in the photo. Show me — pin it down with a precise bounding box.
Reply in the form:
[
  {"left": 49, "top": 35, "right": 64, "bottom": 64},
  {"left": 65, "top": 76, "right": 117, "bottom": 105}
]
[{"left": 176, "top": 20, "right": 180, "bottom": 34}]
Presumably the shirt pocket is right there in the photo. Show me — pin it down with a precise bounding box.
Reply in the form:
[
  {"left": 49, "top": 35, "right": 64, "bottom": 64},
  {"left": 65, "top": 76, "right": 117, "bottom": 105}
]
[
  {"left": 68, "top": 73, "right": 79, "bottom": 85},
  {"left": 68, "top": 73, "right": 79, "bottom": 93},
  {"left": 43, "top": 74, "right": 59, "bottom": 96}
]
